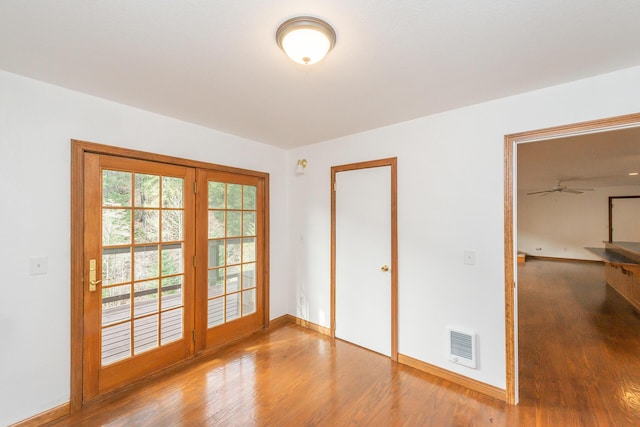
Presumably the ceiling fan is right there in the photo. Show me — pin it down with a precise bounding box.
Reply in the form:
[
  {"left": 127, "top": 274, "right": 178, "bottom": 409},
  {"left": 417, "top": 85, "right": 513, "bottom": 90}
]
[{"left": 526, "top": 180, "right": 594, "bottom": 196}]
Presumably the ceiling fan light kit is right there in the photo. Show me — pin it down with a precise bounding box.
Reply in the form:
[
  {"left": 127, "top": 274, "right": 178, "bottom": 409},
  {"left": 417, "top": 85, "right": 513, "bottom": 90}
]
[{"left": 276, "top": 16, "right": 336, "bottom": 65}]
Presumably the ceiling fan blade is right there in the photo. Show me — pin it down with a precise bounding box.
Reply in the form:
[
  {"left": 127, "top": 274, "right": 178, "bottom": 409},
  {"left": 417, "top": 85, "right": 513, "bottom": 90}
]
[
  {"left": 563, "top": 189, "right": 583, "bottom": 194},
  {"left": 526, "top": 190, "right": 554, "bottom": 195}
]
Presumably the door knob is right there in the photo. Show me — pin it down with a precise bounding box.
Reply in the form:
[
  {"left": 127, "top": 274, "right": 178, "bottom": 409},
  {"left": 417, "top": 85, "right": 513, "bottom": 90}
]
[{"left": 380, "top": 265, "right": 389, "bottom": 272}]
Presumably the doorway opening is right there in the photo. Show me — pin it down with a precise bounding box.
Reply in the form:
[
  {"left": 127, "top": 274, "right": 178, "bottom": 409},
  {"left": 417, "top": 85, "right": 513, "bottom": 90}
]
[
  {"left": 609, "top": 195, "right": 640, "bottom": 241},
  {"left": 504, "top": 112, "right": 640, "bottom": 404}
]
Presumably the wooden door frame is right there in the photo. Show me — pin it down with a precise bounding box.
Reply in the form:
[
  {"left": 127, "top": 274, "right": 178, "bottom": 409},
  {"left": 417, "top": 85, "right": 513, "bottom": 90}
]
[
  {"left": 330, "top": 157, "right": 398, "bottom": 361},
  {"left": 70, "top": 139, "right": 270, "bottom": 410},
  {"left": 503, "top": 113, "right": 640, "bottom": 404},
  {"left": 609, "top": 195, "right": 640, "bottom": 241}
]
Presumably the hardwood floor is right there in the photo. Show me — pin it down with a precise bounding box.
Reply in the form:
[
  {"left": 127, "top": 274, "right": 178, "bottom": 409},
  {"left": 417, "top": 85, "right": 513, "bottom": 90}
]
[
  {"left": 517, "top": 259, "right": 640, "bottom": 426},
  {"left": 50, "top": 325, "right": 509, "bottom": 426},
  {"left": 48, "top": 259, "right": 640, "bottom": 426}
]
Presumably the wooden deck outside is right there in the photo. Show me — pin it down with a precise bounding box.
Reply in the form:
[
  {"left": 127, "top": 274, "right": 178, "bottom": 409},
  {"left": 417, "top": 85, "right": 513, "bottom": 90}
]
[
  {"left": 102, "top": 294, "right": 184, "bottom": 365},
  {"left": 101, "top": 287, "right": 242, "bottom": 365}
]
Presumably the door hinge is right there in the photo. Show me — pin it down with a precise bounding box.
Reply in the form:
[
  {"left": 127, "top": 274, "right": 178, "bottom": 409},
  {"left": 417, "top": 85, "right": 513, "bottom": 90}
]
[
  {"left": 194, "top": 181, "right": 197, "bottom": 194},
  {"left": 193, "top": 256, "right": 197, "bottom": 268},
  {"left": 192, "top": 329, "right": 196, "bottom": 342}
]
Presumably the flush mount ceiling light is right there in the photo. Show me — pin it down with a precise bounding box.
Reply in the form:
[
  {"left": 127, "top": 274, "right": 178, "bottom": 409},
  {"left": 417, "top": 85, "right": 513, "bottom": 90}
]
[{"left": 276, "top": 16, "right": 336, "bottom": 65}]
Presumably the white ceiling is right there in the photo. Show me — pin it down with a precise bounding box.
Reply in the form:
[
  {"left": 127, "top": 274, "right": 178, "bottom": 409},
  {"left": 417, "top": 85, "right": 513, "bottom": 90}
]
[
  {"left": 518, "top": 126, "right": 640, "bottom": 191},
  {"left": 1, "top": 1, "right": 640, "bottom": 148}
]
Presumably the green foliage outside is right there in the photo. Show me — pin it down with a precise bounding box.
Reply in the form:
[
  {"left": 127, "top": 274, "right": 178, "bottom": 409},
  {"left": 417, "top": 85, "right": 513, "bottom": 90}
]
[{"left": 101, "top": 171, "right": 185, "bottom": 311}]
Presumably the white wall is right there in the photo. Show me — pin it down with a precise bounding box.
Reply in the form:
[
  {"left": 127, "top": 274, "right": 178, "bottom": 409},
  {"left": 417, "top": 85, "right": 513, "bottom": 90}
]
[
  {"left": 518, "top": 186, "right": 640, "bottom": 260},
  {"left": 288, "top": 65, "right": 640, "bottom": 390},
  {"left": 0, "top": 70, "right": 290, "bottom": 426}
]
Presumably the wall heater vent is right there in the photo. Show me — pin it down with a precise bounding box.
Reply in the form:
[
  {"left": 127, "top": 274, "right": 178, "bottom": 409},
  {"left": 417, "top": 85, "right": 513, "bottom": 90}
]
[{"left": 448, "top": 329, "right": 477, "bottom": 368}]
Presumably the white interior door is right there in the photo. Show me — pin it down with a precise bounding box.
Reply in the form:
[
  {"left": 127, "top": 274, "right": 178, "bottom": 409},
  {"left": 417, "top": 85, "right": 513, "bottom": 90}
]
[
  {"left": 335, "top": 166, "right": 391, "bottom": 356},
  {"left": 612, "top": 197, "right": 640, "bottom": 241}
]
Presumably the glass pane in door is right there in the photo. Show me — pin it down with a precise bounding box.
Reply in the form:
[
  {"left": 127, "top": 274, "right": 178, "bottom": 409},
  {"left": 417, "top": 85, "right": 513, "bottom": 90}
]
[
  {"left": 206, "top": 182, "right": 258, "bottom": 328},
  {"left": 100, "top": 170, "right": 186, "bottom": 365}
]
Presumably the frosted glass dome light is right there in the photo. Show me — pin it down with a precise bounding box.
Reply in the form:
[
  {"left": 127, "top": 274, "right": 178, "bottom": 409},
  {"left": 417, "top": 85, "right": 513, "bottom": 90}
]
[{"left": 276, "top": 16, "right": 336, "bottom": 65}]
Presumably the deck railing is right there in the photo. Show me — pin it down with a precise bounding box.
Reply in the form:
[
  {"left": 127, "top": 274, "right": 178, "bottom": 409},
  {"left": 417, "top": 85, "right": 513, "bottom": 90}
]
[{"left": 101, "top": 273, "right": 248, "bottom": 365}]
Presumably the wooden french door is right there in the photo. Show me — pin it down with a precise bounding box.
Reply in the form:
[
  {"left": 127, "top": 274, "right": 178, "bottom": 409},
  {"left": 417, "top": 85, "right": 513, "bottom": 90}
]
[
  {"left": 83, "top": 153, "right": 196, "bottom": 400},
  {"left": 195, "top": 170, "right": 265, "bottom": 350},
  {"left": 76, "top": 142, "right": 269, "bottom": 405}
]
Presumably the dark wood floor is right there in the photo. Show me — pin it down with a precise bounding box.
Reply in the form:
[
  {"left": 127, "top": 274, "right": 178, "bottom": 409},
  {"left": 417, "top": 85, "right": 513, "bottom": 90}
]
[
  {"left": 517, "top": 259, "right": 640, "bottom": 426},
  {"left": 49, "top": 259, "right": 640, "bottom": 426}
]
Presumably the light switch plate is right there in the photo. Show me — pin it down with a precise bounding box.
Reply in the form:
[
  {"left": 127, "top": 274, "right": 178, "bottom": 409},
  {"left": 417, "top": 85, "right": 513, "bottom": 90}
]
[
  {"left": 30, "top": 257, "right": 48, "bottom": 275},
  {"left": 464, "top": 251, "right": 476, "bottom": 266}
]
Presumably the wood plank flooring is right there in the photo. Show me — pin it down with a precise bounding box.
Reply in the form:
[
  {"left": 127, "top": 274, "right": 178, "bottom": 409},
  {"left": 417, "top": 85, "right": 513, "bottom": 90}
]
[
  {"left": 48, "top": 259, "right": 640, "bottom": 426},
  {"left": 517, "top": 259, "right": 640, "bottom": 426}
]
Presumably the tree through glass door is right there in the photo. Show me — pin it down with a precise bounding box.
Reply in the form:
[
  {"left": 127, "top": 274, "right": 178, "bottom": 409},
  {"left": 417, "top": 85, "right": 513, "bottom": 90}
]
[
  {"left": 198, "top": 171, "right": 264, "bottom": 349},
  {"left": 83, "top": 154, "right": 195, "bottom": 400},
  {"left": 101, "top": 170, "right": 188, "bottom": 364},
  {"left": 75, "top": 142, "right": 269, "bottom": 404}
]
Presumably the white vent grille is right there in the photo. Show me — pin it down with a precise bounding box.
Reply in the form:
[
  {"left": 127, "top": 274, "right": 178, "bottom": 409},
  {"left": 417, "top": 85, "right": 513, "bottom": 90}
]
[{"left": 448, "top": 329, "right": 477, "bottom": 368}]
